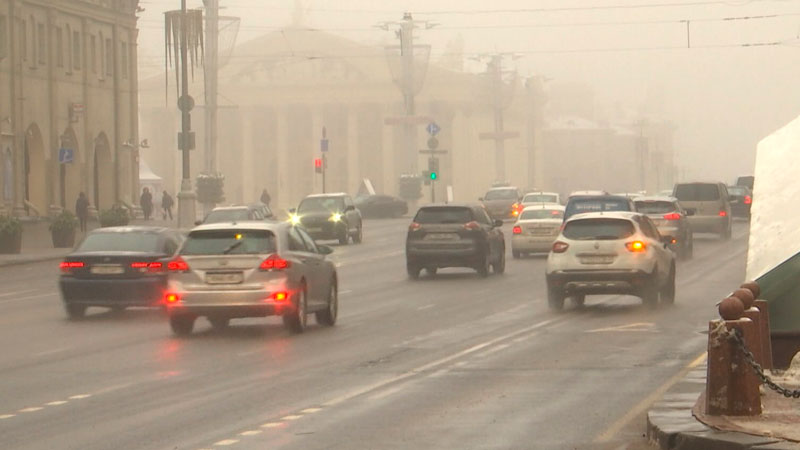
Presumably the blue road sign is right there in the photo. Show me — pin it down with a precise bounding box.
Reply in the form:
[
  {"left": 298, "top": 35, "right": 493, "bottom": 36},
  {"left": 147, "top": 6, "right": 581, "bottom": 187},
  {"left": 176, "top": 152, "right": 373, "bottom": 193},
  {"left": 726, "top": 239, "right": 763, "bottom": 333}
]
[
  {"left": 426, "top": 122, "right": 441, "bottom": 136},
  {"left": 321, "top": 138, "right": 329, "bottom": 152},
  {"left": 58, "top": 148, "right": 74, "bottom": 164}
]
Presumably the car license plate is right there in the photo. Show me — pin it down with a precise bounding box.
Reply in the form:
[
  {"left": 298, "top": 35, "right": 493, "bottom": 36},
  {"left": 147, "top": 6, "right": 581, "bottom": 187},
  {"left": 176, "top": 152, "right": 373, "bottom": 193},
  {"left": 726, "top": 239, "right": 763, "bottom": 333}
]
[
  {"left": 307, "top": 227, "right": 323, "bottom": 233},
  {"left": 530, "top": 228, "right": 551, "bottom": 235},
  {"left": 580, "top": 255, "right": 614, "bottom": 265},
  {"left": 206, "top": 272, "right": 244, "bottom": 284},
  {"left": 90, "top": 264, "right": 124, "bottom": 275},
  {"left": 425, "top": 233, "right": 458, "bottom": 241}
]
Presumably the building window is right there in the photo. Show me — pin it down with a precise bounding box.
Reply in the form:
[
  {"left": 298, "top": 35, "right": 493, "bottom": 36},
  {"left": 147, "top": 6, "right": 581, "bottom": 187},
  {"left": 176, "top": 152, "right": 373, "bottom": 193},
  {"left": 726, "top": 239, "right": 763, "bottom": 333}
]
[
  {"left": 72, "top": 30, "right": 80, "bottom": 69},
  {"left": 37, "top": 23, "right": 45, "bottom": 65},
  {"left": 105, "top": 37, "right": 112, "bottom": 76},
  {"left": 20, "top": 20, "right": 26, "bottom": 62},
  {"left": 120, "top": 42, "right": 128, "bottom": 79},
  {"left": 98, "top": 32, "right": 104, "bottom": 79},
  {"left": 56, "top": 27, "right": 63, "bottom": 68},
  {"left": 3, "top": 149, "right": 12, "bottom": 203},
  {"left": 0, "top": 15, "right": 7, "bottom": 60},
  {"left": 90, "top": 35, "right": 96, "bottom": 73},
  {"left": 28, "top": 16, "right": 35, "bottom": 65},
  {"left": 66, "top": 25, "right": 72, "bottom": 74}
]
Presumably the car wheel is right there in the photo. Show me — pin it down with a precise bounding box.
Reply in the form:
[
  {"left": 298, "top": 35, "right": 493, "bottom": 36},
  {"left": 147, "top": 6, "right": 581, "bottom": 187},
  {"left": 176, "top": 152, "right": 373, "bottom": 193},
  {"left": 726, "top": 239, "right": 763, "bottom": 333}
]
[
  {"left": 476, "top": 254, "right": 490, "bottom": 278},
  {"left": 641, "top": 278, "right": 659, "bottom": 308},
  {"left": 208, "top": 316, "right": 230, "bottom": 329},
  {"left": 571, "top": 295, "right": 586, "bottom": 308},
  {"left": 65, "top": 303, "right": 87, "bottom": 320},
  {"left": 316, "top": 280, "right": 338, "bottom": 326},
  {"left": 170, "top": 315, "right": 195, "bottom": 336},
  {"left": 283, "top": 285, "right": 308, "bottom": 333},
  {"left": 352, "top": 224, "right": 363, "bottom": 244},
  {"left": 493, "top": 251, "right": 506, "bottom": 275},
  {"left": 547, "top": 286, "right": 565, "bottom": 311},
  {"left": 512, "top": 250, "right": 521, "bottom": 259},
  {"left": 425, "top": 267, "right": 438, "bottom": 276},
  {"left": 660, "top": 266, "right": 676, "bottom": 305},
  {"left": 407, "top": 262, "right": 421, "bottom": 280}
]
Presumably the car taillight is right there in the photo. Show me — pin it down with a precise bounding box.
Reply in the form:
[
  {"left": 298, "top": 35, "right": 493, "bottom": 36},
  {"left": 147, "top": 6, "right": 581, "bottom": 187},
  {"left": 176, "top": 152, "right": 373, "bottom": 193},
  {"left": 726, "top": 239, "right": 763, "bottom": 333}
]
[
  {"left": 164, "top": 293, "right": 180, "bottom": 304},
  {"left": 552, "top": 241, "right": 569, "bottom": 253},
  {"left": 626, "top": 240, "right": 647, "bottom": 252},
  {"left": 464, "top": 221, "right": 480, "bottom": 230},
  {"left": 409, "top": 222, "right": 421, "bottom": 231},
  {"left": 663, "top": 213, "right": 681, "bottom": 221},
  {"left": 167, "top": 257, "right": 190, "bottom": 272},
  {"left": 744, "top": 195, "right": 752, "bottom": 205},
  {"left": 719, "top": 210, "right": 727, "bottom": 217},
  {"left": 259, "top": 254, "right": 291, "bottom": 271},
  {"left": 513, "top": 225, "right": 522, "bottom": 235},
  {"left": 59, "top": 261, "right": 85, "bottom": 273},
  {"left": 131, "top": 262, "right": 164, "bottom": 272},
  {"left": 271, "top": 291, "right": 288, "bottom": 301}
]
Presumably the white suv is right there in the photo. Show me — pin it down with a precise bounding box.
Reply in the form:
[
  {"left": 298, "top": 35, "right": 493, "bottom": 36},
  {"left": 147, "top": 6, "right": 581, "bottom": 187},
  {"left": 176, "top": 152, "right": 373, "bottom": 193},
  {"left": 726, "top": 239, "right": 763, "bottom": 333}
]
[{"left": 545, "top": 212, "right": 676, "bottom": 310}]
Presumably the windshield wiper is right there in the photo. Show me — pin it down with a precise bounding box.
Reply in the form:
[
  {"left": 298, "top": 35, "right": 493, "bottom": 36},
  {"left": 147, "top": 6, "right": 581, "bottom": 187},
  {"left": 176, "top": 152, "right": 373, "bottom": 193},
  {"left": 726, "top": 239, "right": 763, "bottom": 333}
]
[{"left": 222, "top": 241, "right": 244, "bottom": 254}]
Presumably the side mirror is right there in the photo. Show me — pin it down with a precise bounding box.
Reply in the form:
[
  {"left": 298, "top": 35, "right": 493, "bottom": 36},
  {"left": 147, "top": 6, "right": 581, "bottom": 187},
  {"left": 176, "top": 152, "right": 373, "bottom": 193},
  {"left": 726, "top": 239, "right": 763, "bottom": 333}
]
[
  {"left": 288, "top": 208, "right": 297, "bottom": 214},
  {"left": 194, "top": 220, "right": 203, "bottom": 226},
  {"left": 318, "top": 245, "right": 334, "bottom": 255},
  {"left": 494, "top": 219, "right": 503, "bottom": 228},
  {"left": 685, "top": 208, "right": 696, "bottom": 216}
]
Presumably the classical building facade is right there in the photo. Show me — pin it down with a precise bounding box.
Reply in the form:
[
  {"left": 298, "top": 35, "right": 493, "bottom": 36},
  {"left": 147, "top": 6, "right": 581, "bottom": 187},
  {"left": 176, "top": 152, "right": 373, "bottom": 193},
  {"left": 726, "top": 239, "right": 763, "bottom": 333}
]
[{"left": 0, "top": 0, "right": 140, "bottom": 217}]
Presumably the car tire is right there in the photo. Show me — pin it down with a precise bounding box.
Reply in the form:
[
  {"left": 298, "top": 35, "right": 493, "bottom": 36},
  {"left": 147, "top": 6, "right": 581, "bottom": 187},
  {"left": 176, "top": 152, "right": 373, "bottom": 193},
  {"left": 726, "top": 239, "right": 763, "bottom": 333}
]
[
  {"left": 571, "top": 295, "right": 586, "bottom": 308},
  {"left": 476, "top": 254, "right": 490, "bottom": 278},
  {"left": 547, "top": 286, "right": 565, "bottom": 311},
  {"left": 283, "top": 285, "right": 308, "bottom": 333},
  {"left": 65, "top": 303, "right": 87, "bottom": 320},
  {"left": 407, "top": 262, "right": 421, "bottom": 280},
  {"left": 492, "top": 251, "right": 506, "bottom": 275},
  {"left": 512, "top": 250, "right": 521, "bottom": 259},
  {"left": 170, "top": 315, "right": 195, "bottom": 336},
  {"left": 641, "top": 279, "right": 659, "bottom": 308},
  {"left": 352, "top": 224, "right": 363, "bottom": 244},
  {"left": 316, "top": 280, "right": 338, "bottom": 326},
  {"left": 660, "top": 266, "right": 676, "bottom": 305},
  {"left": 208, "top": 316, "right": 230, "bottom": 329},
  {"left": 425, "top": 267, "right": 438, "bottom": 276}
]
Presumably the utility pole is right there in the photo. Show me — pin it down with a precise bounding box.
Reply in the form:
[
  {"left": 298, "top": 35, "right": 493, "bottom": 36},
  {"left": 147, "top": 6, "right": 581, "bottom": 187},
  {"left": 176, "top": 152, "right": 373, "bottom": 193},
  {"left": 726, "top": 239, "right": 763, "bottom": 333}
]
[
  {"left": 478, "top": 54, "right": 519, "bottom": 183},
  {"left": 204, "top": 0, "right": 219, "bottom": 176}
]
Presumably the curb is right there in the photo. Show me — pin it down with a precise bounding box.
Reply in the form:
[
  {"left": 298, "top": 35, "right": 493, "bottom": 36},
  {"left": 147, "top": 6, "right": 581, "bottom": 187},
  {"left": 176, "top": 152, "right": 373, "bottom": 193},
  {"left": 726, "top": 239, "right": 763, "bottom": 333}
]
[
  {"left": 646, "top": 362, "right": 800, "bottom": 450},
  {"left": 0, "top": 253, "right": 68, "bottom": 268}
]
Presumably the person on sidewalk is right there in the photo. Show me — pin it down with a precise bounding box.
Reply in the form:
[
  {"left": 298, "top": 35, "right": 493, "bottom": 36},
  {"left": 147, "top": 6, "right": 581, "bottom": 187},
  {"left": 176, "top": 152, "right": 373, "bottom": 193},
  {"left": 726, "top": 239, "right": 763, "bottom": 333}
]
[
  {"left": 75, "top": 192, "right": 89, "bottom": 232},
  {"left": 161, "top": 190, "right": 174, "bottom": 220},
  {"left": 140, "top": 187, "right": 153, "bottom": 221},
  {"left": 260, "top": 188, "right": 271, "bottom": 207}
]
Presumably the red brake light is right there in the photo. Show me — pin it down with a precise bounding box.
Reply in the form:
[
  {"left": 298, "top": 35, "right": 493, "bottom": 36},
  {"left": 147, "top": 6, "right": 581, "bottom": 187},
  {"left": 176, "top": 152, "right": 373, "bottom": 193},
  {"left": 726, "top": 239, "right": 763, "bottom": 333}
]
[
  {"left": 663, "top": 213, "right": 681, "bottom": 221},
  {"left": 719, "top": 210, "right": 727, "bottom": 217},
  {"left": 271, "top": 291, "right": 288, "bottom": 301},
  {"left": 464, "top": 221, "right": 480, "bottom": 230},
  {"left": 744, "top": 195, "right": 752, "bottom": 205},
  {"left": 552, "top": 241, "right": 569, "bottom": 253},
  {"left": 626, "top": 241, "right": 647, "bottom": 252},
  {"left": 165, "top": 293, "right": 180, "bottom": 304},
  {"left": 60, "top": 261, "right": 85, "bottom": 273},
  {"left": 409, "top": 222, "right": 421, "bottom": 231},
  {"left": 132, "top": 261, "right": 164, "bottom": 272},
  {"left": 512, "top": 225, "right": 522, "bottom": 235},
  {"left": 167, "top": 257, "right": 190, "bottom": 272},
  {"left": 260, "top": 254, "right": 291, "bottom": 271}
]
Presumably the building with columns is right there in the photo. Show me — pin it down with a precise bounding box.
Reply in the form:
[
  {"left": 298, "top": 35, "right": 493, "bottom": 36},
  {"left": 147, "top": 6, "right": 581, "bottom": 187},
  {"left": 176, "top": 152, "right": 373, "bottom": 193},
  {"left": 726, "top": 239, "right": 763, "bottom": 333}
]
[{"left": 0, "top": 0, "right": 140, "bottom": 217}]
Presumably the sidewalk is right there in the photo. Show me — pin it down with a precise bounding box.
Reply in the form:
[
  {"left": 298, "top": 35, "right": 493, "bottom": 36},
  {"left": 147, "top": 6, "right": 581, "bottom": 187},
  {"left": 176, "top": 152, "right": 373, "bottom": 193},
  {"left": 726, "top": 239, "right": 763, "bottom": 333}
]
[{"left": 646, "top": 360, "right": 800, "bottom": 449}]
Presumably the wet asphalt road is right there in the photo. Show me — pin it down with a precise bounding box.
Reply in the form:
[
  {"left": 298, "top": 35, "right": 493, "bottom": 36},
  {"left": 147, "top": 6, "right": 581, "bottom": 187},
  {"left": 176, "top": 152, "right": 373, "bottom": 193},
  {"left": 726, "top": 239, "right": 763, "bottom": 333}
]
[{"left": 0, "top": 218, "right": 748, "bottom": 450}]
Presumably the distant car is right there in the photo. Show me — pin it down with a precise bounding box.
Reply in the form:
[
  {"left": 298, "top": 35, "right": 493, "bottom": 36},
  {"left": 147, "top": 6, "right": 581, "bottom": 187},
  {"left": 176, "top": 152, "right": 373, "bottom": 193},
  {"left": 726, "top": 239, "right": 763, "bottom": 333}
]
[
  {"left": 657, "top": 189, "right": 674, "bottom": 198},
  {"left": 163, "top": 222, "right": 338, "bottom": 335},
  {"left": 672, "top": 182, "right": 732, "bottom": 239},
  {"left": 249, "top": 202, "right": 275, "bottom": 220},
  {"left": 480, "top": 186, "right": 522, "bottom": 220},
  {"left": 563, "top": 195, "right": 635, "bottom": 223},
  {"left": 736, "top": 176, "right": 754, "bottom": 190},
  {"left": 727, "top": 185, "right": 752, "bottom": 219},
  {"left": 354, "top": 194, "right": 408, "bottom": 219},
  {"left": 569, "top": 190, "right": 609, "bottom": 198},
  {"left": 290, "top": 193, "right": 363, "bottom": 245},
  {"left": 613, "top": 192, "right": 645, "bottom": 200},
  {"left": 511, "top": 205, "right": 565, "bottom": 258},
  {"left": 406, "top": 204, "right": 506, "bottom": 279},
  {"left": 545, "top": 212, "right": 676, "bottom": 310},
  {"left": 200, "top": 205, "right": 266, "bottom": 225},
  {"left": 58, "top": 226, "right": 184, "bottom": 319},
  {"left": 521, "top": 191, "right": 561, "bottom": 205},
  {"left": 634, "top": 197, "right": 694, "bottom": 260}
]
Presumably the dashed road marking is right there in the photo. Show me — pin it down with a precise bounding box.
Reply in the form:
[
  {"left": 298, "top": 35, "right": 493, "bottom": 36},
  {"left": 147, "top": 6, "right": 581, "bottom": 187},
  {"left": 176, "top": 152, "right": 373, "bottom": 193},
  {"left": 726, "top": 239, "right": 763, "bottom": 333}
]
[
  {"left": 301, "top": 408, "right": 322, "bottom": 414},
  {"left": 19, "top": 407, "right": 43, "bottom": 413},
  {"left": 213, "top": 439, "right": 239, "bottom": 446},
  {"left": 69, "top": 394, "right": 91, "bottom": 400},
  {"left": 0, "top": 289, "right": 37, "bottom": 298},
  {"left": 46, "top": 401, "right": 68, "bottom": 406},
  {"left": 261, "top": 422, "right": 283, "bottom": 428},
  {"left": 0, "top": 414, "right": 15, "bottom": 419},
  {"left": 239, "top": 430, "right": 262, "bottom": 436},
  {"left": 417, "top": 304, "right": 435, "bottom": 311},
  {"left": 281, "top": 415, "right": 303, "bottom": 421}
]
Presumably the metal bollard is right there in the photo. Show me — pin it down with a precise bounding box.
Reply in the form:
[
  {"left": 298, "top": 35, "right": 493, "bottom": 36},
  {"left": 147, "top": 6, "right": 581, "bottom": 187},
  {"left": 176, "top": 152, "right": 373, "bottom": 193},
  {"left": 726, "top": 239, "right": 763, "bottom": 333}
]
[
  {"left": 753, "top": 299, "right": 773, "bottom": 370},
  {"left": 733, "top": 288, "right": 765, "bottom": 368}
]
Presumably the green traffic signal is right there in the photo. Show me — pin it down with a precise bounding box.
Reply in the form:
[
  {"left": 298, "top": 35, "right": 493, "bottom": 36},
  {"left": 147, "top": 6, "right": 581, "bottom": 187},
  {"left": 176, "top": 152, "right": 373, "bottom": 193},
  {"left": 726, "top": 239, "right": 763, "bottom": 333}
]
[{"left": 430, "top": 172, "right": 438, "bottom": 180}]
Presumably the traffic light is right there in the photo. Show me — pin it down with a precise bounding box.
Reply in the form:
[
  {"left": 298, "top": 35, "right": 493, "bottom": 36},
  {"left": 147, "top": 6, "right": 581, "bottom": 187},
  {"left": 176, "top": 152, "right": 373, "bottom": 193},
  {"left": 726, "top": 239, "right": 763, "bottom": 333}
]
[
  {"left": 314, "top": 158, "right": 323, "bottom": 173},
  {"left": 428, "top": 158, "right": 439, "bottom": 181},
  {"left": 430, "top": 171, "right": 438, "bottom": 181}
]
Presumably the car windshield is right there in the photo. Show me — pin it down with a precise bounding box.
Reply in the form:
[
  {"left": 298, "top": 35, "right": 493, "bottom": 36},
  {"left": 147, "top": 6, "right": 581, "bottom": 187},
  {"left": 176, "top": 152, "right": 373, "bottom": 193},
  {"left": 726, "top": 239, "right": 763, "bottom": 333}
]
[
  {"left": 77, "top": 232, "right": 162, "bottom": 253},
  {"left": 674, "top": 184, "right": 720, "bottom": 201},
  {"left": 298, "top": 197, "right": 345, "bottom": 213},
  {"left": 204, "top": 209, "right": 250, "bottom": 223},
  {"left": 520, "top": 209, "right": 564, "bottom": 220},
  {"left": 523, "top": 194, "right": 558, "bottom": 203},
  {"left": 485, "top": 189, "right": 518, "bottom": 200},
  {"left": 181, "top": 230, "right": 276, "bottom": 255},
  {"left": 414, "top": 207, "right": 473, "bottom": 224},
  {"left": 635, "top": 201, "right": 677, "bottom": 214},
  {"left": 563, "top": 218, "right": 635, "bottom": 240}
]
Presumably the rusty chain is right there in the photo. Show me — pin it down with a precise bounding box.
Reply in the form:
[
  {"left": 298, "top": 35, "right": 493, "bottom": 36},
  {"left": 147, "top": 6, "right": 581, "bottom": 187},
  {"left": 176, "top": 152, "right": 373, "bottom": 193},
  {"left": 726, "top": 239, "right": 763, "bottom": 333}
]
[{"left": 729, "top": 328, "right": 800, "bottom": 399}]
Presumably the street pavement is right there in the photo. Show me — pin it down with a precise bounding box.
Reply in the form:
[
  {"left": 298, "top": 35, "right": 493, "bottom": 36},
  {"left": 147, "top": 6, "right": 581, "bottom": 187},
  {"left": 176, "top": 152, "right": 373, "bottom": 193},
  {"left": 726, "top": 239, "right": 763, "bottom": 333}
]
[{"left": 0, "top": 218, "right": 749, "bottom": 450}]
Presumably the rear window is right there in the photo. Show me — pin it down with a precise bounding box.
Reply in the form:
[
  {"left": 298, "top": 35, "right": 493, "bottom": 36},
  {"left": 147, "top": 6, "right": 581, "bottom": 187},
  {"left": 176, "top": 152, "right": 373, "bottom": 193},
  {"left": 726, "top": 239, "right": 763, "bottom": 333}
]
[
  {"left": 414, "top": 207, "right": 473, "bottom": 224},
  {"left": 563, "top": 219, "right": 635, "bottom": 241},
  {"left": 634, "top": 201, "right": 676, "bottom": 214},
  {"left": 674, "top": 184, "right": 720, "bottom": 201},
  {"left": 181, "top": 230, "right": 276, "bottom": 255},
  {"left": 77, "top": 232, "right": 161, "bottom": 253},
  {"left": 727, "top": 186, "right": 746, "bottom": 196},
  {"left": 520, "top": 209, "right": 564, "bottom": 220},
  {"left": 523, "top": 194, "right": 558, "bottom": 203},
  {"left": 566, "top": 198, "right": 631, "bottom": 218},
  {"left": 204, "top": 209, "right": 251, "bottom": 223},
  {"left": 485, "top": 189, "right": 518, "bottom": 200}
]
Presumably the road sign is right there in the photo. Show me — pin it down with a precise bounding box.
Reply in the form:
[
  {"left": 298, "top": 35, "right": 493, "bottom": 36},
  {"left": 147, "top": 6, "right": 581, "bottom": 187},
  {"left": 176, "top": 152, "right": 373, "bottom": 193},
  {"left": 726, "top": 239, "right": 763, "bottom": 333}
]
[
  {"left": 426, "top": 122, "right": 441, "bottom": 136},
  {"left": 427, "top": 137, "right": 439, "bottom": 150},
  {"left": 321, "top": 138, "right": 329, "bottom": 152},
  {"left": 178, "top": 131, "right": 196, "bottom": 150},
  {"left": 178, "top": 95, "right": 195, "bottom": 112},
  {"left": 58, "top": 148, "right": 74, "bottom": 164}
]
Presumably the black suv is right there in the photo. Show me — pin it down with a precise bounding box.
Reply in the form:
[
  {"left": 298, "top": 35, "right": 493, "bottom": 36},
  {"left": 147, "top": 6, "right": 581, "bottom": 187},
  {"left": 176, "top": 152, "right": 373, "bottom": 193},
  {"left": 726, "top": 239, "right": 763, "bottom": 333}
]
[
  {"left": 406, "top": 204, "right": 505, "bottom": 279},
  {"left": 291, "top": 193, "right": 363, "bottom": 245}
]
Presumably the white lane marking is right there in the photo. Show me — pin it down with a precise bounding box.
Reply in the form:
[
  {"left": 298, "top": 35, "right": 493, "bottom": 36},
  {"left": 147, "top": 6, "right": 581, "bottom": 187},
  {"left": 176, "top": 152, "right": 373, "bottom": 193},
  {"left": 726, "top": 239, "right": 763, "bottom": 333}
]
[
  {"left": 301, "top": 408, "right": 322, "bottom": 414},
  {"left": 19, "top": 407, "right": 43, "bottom": 413},
  {"left": 0, "top": 414, "right": 15, "bottom": 419},
  {"left": 417, "top": 304, "right": 435, "bottom": 311},
  {"left": 368, "top": 385, "right": 407, "bottom": 401},
  {"left": 587, "top": 322, "right": 657, "bottom": 333},
  {"left": 0, "top": 292, "right": 59, "bottom": 305},
  {"left": 239, "top": 430, "right": 262, "bottom": 436},
  {"left": 46, "top": 401, "right": 68, "bottom": 406},
  {"left": 213, "top": 439, "right": 239, "bottom": 446},
  {"left": 33, "top": 347, "right": 71, "bottom": 357},
  {"left": 323, "top": 317, "right": 563, "bottom": 407},
  {"left": 281, "top": 415, "right": 303, "bottom": 421},
  {"left": 476, "top": 343, "right": 511, "bottom": 358},
  {"left": 260, "top": 422, "right": 283, "bottom": 428},
  {"left": 339, "top": 290, "right": 353, "bottom": 295},
  {"left": 69, "top": 394, "right": 91, "bottom": 400},
  {"left": 0, "top": 289, "right": 37, "bottom": 298}
]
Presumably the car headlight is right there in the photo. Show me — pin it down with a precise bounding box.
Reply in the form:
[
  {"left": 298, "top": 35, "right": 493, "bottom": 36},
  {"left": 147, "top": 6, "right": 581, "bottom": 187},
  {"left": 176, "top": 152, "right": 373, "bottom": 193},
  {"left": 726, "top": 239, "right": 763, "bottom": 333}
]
[
  {"left": 288, "top": 214, "right": 302, "bottom": 225},
  {"left": 330, "top": 213, "right": 343, "bottom": 222}
]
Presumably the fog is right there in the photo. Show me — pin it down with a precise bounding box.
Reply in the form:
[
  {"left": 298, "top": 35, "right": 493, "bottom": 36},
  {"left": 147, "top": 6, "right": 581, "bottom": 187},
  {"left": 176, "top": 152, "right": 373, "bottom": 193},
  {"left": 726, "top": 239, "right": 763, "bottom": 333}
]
[{"left": 136, "top": 0, "right": 800, "bottom": 200}]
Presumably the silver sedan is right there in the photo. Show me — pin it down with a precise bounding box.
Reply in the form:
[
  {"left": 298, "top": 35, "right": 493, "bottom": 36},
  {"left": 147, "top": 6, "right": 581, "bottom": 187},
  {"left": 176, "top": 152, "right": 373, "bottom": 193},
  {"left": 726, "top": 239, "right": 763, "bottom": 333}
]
[{"left": 164, "top": 221, "right": 338, "bottom": 335}]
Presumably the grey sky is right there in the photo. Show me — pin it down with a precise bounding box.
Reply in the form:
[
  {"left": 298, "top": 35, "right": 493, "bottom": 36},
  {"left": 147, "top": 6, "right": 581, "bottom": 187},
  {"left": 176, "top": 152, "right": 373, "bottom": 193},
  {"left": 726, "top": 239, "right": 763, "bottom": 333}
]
[{"left": 136, "top": 0, "right": 800, "bottom": 182}]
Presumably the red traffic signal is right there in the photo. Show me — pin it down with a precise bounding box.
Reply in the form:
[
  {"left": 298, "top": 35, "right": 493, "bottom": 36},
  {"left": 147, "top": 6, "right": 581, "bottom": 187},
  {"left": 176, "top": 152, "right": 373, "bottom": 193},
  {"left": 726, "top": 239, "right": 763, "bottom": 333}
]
[{"left": 314, "top": 158, "right": 323, "bottom": 173}]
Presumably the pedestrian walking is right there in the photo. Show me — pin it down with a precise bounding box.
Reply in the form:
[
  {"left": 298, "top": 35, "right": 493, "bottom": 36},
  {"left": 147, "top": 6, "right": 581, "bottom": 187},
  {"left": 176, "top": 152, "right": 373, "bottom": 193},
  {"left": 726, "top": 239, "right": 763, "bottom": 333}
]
[
  {"left": 140, "top": 187, "right": 153, "bottom": 221},
  {"left": 161, "top": 190, "right": 174, "bottom": 220},
  {"left": 260, "top": 188, "right": 271, "bottom": 207},
  {"left": 75, "top": 192, "right": 89, "bottom": 232}
]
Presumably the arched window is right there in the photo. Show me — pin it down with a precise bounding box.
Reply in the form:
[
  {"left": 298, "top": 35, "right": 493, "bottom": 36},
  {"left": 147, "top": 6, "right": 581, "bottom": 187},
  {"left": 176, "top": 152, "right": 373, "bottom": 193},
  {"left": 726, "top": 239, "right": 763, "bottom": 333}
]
[{"left": 3, "top": 148, "right": 13, "bottom": 202}]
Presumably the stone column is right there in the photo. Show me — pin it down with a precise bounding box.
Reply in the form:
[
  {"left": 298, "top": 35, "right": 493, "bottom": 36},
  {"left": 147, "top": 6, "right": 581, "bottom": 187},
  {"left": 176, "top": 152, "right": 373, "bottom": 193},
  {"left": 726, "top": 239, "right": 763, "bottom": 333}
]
[
  {"left": 275, "top": 110, "right": 289, "bottom": 210},
  {"left": 240, "top": 108, "right": 253, "bottom": 204},
  {"left": 311, "top": 107, "right": 324, "bottom": 194},
  {"left": 347, "top": 107, "right": 360, "bottom": 195}
]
